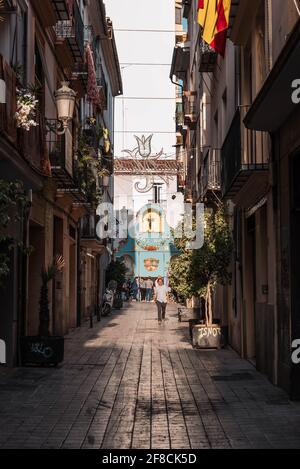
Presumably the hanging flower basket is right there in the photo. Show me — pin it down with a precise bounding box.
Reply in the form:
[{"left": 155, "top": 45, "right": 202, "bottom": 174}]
[
  {"left": 86, "top": 44, "right": 102, "bottom": 109},
  {"left": 15, "top": 89, "right": 39, "bottom": 131}
]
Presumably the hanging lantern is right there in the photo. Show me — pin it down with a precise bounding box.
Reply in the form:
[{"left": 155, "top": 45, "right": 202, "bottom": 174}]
[{"left": 54, "top": 81, "right": 76, "bottom": 132}]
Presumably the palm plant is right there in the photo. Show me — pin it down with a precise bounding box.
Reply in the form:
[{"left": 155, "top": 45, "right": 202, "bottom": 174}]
[
  {"left": 0, "top": 1, "right": 4, "bottom": 22},
  {"left": 39, "top": 255, "right": 65, "bottom": 337}
]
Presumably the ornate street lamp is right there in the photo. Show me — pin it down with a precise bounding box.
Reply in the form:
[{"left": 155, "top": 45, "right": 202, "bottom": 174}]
[
  {"left": 54, "top": 81, "right": 76, "bottom": 134},
  {"left": 102, "top": 174, "right": 110, "bottom": 189}
]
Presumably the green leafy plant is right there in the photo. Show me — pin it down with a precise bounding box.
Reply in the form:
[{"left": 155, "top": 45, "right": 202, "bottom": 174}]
[
  {"left": 39, "top": 255, "right": 65, "bottom": 337},
  {"left": 98, "top": 167, "right": 110, "bottom": 178},
  {"left": 76, "top": 126, "right": 112, "bottom": 206},
  {"left": 0, "top": 180, "right": 28, "bottom": 286},
  {"left": 76, "top": 151, "right": 102, "bottom": 206},
  {"left": 0, "top": 0, "right": 4, "bottom": 22},
  {"left": 106, "top": 259, "right": 128, "bottom": 293},
  {"left": 169, "top": 207, "right": 233, "bottom": 326}
]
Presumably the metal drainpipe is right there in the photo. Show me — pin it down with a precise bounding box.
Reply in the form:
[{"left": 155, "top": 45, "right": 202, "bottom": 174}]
[
  {"left": 76, "top": 226, "right": 82, "bottom": 328},
  {"left": 170, "top": 75, "right": 185, "bottom": 179},
  {"left": 235, "top": 46, "right": 242, "bottom": 108},
  {"left": 18, "top": 194, "right": 31, "bottom": 365},
  {"left": 266, "top": 0, "right": 273, "bottom": 73},
  {"left": 170, "top": 76, "right": 184, "bottom": 124}
]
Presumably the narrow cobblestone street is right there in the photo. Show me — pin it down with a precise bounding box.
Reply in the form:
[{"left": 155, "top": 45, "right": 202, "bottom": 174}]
[{"left": 0, "top": 302, "right": 300, "bottom": 449}]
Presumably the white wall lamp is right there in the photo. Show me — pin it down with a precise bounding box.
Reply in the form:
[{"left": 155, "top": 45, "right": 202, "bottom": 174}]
[{"left": 54, "top": 81, "right": 77, "bottom": 135}]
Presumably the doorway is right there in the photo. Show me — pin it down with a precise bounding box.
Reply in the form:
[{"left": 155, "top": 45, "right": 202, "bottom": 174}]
[
  {"left": 244, "top": 214, "right": 256, "bottom": 363},
  {"left": 69, "top": 241, "right": 77, "bottom": 330},
  {"left": 290, "top": 153, "right": 300, "bottom": 398},
  {"left": 53, "top": 217, "right": 63, "bottom": 335},
  {"left": 27, "top": 223, "right": 45, "bottom": 336}
]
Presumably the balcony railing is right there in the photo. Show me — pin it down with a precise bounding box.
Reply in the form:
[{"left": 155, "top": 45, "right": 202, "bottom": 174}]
[
  {"left": 184, "top": 99, "right": 197, "bottom": 129},
  {"left": 46, "top": 119, "right": 68, "bottom": 175},
  {"left": 0, "top": 55, "right": 17, "bottom": 143},
  {"left": 54, "top": 0, "right": 84, "bottom": 62},
  {"left": 80, "top": 215, "right": 98, "bottom": 239},
  {"left": 80, "top": 214, "right": 105, "bottom": 252},
  {"left": 52, "top": 0, "right": 70, "bottom": 21},
  {"left": 221, "top": 106, "right": 269, "bottom": 199},
  {"left": 18, "top": 116, "right": 44, "bottom": 171},
  {"left": 202, "top": 149, "right": 221, "bottom": 197},
  {"left": 46, "top": 119, "right": 88, "bottom": 203},
  {"left": 176, "top": 111, "right": 184, "bottom": 128},
  {"left": 199, "top": 40, "right": 217, "bottom": 72}
]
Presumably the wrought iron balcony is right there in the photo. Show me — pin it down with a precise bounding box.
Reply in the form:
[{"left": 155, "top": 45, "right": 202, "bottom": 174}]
[
  {"left": 46, "top": 119, "right": 69, "bottom": 176},
  {"left": 176, "top": 111, "right": 184, "bottom": 128},
  {"left": 199, "top": 40, "right": 217, "bottom": 73},
  {"left": 52, "top": 0, "right": 70, "bottom": 21},
  {"left": 54, "top": 0, "right": 84, "bottom": 62},
  {"left": 80, "top": 214, "right": 105, "bottom": 253},
  {"left": 0, "top": 54, "right": 17, "bottom": 143},
  {"left": 46, "top": 119, "right": 86, "bottom": 204},
  {"left": 18, "top": 116, "right": 44, "bottom": 172},
  {"left": 201, "top": 149, "right": 221, "bottom": 198},
  {"left": 221, "top": 107, "right": 269, "bottom": 200},
  {"left": 184, "top": 100, "right": 197, "bottom": 129},
  {"left": 80, "top": 215, "right": 98, "bottom": 239}
]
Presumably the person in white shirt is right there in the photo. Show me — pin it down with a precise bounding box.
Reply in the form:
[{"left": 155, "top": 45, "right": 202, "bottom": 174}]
[
  {"left": 155, "top": 276, "right": 163, "bottom": 288},
  {"left": 154, "top": 278, "right": 171, "bottom": 324}
]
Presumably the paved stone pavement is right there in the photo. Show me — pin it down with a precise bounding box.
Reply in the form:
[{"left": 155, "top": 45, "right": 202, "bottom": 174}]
[{"left": 0, "top": 302, "right": 300, "bottom": 449}]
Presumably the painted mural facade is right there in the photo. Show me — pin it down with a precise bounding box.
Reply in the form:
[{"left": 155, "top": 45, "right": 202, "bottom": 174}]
[
  {"left": 116, "top": 204, "right": 179, "bottom": 280},
  {"left": 114, "top": 135, "right": 184, "bottom": 280}
]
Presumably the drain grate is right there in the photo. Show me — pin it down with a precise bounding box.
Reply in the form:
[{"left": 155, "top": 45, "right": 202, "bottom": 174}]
[{"left": 212, "top": 372, "right": 255, "bottom": 382}]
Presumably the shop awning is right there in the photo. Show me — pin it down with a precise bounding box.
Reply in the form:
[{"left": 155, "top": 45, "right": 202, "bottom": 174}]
[{"left": 170, "top": 44, "right": 190, "bottom": 81}]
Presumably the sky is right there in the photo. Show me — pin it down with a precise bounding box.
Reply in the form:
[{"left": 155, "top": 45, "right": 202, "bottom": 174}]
[{"left": 104, "top": 0, "right": 176, "bottom": 158}]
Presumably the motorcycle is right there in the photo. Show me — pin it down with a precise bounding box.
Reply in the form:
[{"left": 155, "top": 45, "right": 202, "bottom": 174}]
[{"left": 102, "top": 289, "right": 114, "bottom": 317}]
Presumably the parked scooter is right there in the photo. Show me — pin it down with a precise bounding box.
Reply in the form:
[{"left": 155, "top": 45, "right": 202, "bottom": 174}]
[{"left": 102, "top": 289, "right": 114, "bottom": 317}]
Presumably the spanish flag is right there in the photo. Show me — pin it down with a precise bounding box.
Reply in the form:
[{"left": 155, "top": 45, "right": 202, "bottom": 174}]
[{"left": 198, "top": 0, "right": 231, "bottom": 57}]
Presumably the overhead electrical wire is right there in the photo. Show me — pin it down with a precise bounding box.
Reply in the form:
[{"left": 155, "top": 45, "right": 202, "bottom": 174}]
[
  {"left": 115, "top": 29, "right": 180, "bottom": 33},
  {"left": 116, "top": 97, "right": 177, "bottom": 100},
  {"left": 114, "top": 131, "right": 177, "bottom": 134},
  {"left": 120, "top": 63, "right": 172, "bottom": 66}
]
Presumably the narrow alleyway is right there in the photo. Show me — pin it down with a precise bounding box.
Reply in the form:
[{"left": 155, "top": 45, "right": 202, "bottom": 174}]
[{"left": 0, "top": 303, "right": 300, "bottom": 450}]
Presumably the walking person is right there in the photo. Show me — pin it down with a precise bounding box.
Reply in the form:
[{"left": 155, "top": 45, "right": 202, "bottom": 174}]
[
  {"left": 132, "top": 277, "right": 140, "bottom": 302},
  {"left": 154, "top": 278, "right": 171, "bottom": 325},
  {"left": 140, "top": 278, "right": 147, "bottom": 302},
  {"left": 145, "top": 277, "right": 154, "bottom": 302},
  {"left": 155, "top": 276, "right": 163, "bottom": 288}
]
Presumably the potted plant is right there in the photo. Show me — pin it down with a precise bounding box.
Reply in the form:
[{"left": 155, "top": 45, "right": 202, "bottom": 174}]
[
  {"left": 106, "top": 259, "right": 128, "bottom": 310},
  {"left": 170, "top": 207, "right": 233, "bottom": 349},
  {"left": 21, "top": 256, "right": 66, "bottom": 366}
]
